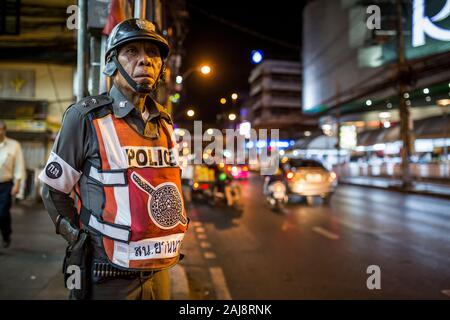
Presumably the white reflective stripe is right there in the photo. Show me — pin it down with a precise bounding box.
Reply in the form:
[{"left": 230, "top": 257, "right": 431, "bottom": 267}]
[
  {"left": 113, "top": 242, "right": 130, "bottom": 268},
  {"left": 38, "top": 152, "right": 81, "bottom": 194},
  {"left": 113, "top": 186, "right": 131, "bottom": 226},
  {"left": 128, "top": 233, "right": 185, "bottom": 260},
  {"left": 96, "top": 115, "right": 132, "bottom": 266},
  {"left": 97, "top": 115, "right": 131, "bottom": 226},
  {"left": 89, "top": 166, "right": 125, "bottom": 185},
  {"left": 97, "top": 115, "right": 128, "bottom": 169},
  {"left": 88, "top": 215, "right": 130, "bottom": 242}
]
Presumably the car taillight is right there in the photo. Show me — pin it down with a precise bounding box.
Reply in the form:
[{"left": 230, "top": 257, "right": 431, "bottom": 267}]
[
  {"left": 200, "top": 183, "right": 209, "bottom": 190},
  {"left": 286, "top": 171, "right": 294, "bottom": 180}
]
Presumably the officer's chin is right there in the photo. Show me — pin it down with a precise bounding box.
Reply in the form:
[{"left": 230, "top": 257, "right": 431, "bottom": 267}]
[{"left": 134, "top": 77, "right": 154, "bottom": 86}]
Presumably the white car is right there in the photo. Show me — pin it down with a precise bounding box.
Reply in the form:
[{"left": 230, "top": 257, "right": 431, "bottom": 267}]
[{"left": 281, "top": 158, "right": 337, "bottom": 204}]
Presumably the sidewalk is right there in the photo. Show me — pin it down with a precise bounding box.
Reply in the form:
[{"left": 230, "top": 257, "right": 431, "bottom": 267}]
[
  {"left": 0, "top": 201, "right": 195, "bottom": 300},
  {"left": 340, "top": 176, "right": 450, "bottom": 198}
]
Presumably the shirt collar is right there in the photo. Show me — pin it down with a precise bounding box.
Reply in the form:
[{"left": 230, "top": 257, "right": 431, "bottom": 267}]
[
  {"left": 110, "top": 85, "right": 136, "bottom": 119},
  {"left": 109, "top": 85, "right": 172, "bottom": 125}
]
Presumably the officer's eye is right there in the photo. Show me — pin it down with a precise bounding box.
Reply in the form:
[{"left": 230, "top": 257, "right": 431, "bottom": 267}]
[{"left": 126, "top": 47, "right": 138, "bottom": 55}]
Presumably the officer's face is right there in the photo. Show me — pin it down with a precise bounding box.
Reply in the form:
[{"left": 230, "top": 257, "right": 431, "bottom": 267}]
[{"left": 116, "top": 41, "right": 162, "bottom": 91}]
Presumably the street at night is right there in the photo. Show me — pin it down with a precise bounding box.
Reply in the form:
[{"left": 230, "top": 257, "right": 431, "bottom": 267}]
[{"left": 181, "top": 176, "right": 450, "bottom": 300}]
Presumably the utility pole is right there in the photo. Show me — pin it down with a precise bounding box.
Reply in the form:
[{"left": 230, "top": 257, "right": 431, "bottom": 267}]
[
  {"left": 76, "top": 0, "right": 87, "bottom": 101},
  {"left": 396, "top": 0, "right": 412, "bottom": 189},
  {"left": 134, "top": 0, "right": 147, "bottom": 19}
]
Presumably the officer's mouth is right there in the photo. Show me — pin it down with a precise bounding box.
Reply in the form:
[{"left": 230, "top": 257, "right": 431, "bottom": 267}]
[{"left": 133, "top": 74, "right": 154, "bottom": 83}]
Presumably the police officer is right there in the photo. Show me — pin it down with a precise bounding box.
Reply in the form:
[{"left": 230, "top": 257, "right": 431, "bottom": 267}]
[{"left": 39, "top": 18, "right": 188, "bottom": 300}]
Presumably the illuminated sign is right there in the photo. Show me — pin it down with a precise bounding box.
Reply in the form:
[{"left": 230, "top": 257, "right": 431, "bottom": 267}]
[{"left": 413, "top": 0, "right": 450, "bottom": 47}]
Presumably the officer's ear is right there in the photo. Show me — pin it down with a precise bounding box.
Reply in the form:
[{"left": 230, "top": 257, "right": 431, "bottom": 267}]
[
  {"left": 103, "top": 50, "right": 118, "bottom": 77},
  {"left": 157, "top": 64, "right": 167, "bottom": 86}
]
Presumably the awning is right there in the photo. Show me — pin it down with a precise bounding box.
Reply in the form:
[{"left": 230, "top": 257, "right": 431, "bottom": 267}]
[
  {"left": 307, "top": 135, "right": 338, "bottom": 149},
  {"left": 357, "top": 128, "right": 384, "bottom": 146},
  {"left": 356, "top": 115, "right": 450, "bottom": 147},
  {"left": 414, "top": 115, "right": 450, "bottom": 139}
]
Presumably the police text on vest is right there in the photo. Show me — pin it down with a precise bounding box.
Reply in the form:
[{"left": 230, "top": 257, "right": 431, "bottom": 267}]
[{"left": 124, "top": 146, "right": 178, "bottom": 167}]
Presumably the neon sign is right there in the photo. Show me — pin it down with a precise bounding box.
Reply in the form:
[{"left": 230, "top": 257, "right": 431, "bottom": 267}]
[{"left": 413, "top": 0, "right": 450, "bottom": 47}]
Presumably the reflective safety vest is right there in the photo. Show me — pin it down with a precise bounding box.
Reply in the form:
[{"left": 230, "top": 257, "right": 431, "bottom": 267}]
[{"left": 80, "top": 112, "right": 188, "bottom": 271}]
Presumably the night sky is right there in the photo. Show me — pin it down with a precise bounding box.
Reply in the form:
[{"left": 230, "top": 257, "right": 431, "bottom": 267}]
[{"left": 175, "top": 0, "right": 306, "bottom": 123}]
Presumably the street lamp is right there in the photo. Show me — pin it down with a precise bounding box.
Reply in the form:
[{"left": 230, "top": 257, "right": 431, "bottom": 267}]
[
  {"left": 177, "top": 64, "right": 212, "bottom": 84},
  {"left": 220, "top": 98, "right": 227, "bottom": 105},
  {"left": 231, "top": 93, "right": 238, "bottom": 101},
  {"left": 186, "top": 109, "right": 195, "bottom": 117},
  {"left": 228, "top": 113, "right": 237, "bottom": 121},
  {"left": 437, "top": 99, "right": 450, "bottom": 166}
]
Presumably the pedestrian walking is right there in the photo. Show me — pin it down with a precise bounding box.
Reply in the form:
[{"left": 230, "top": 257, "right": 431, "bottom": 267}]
[{"left": 0, "top": 120, "right": 25, "bottom": 248}]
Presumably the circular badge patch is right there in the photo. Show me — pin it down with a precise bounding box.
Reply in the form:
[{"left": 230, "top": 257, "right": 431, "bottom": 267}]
[{"left": 45, "top": 162, "right": 63, "bottom": 179}]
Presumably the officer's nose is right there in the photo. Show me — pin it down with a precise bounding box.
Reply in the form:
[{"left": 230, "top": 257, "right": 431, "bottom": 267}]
[{"left": 138, "top": 51, "right": 152, "bottom": 66}]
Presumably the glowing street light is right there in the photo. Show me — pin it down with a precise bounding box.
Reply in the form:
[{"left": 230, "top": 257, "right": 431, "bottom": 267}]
[
  {"left": 220, "top": 98, "right": 227, "bottom": 105},
  {"left": 231, "top": 93, "right": 238, "bottom": 100},
  {"left": 228, "top": 113, "right": 237, "bottom": 121},
  {"left": 251, "top": 50, "right": 264, "bottom": 64},
  {"left": 187, "top": 109, "right": 195, "bottom": 117},
  {"left": 177, "top": 64, "right": 212, "bottom": 85},
  {"left": 200, "top": 65, "right": 211, "bottom": 75}
]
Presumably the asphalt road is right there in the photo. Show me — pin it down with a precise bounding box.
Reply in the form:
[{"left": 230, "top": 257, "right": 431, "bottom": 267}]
[{"left": 185, "top": 174, "right": 450, "bottom": 299}]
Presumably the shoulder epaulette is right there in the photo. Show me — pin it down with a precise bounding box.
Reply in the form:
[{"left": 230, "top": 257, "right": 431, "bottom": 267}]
[{"left": 72, "top": 94, "right": 113, "bottom": 115}]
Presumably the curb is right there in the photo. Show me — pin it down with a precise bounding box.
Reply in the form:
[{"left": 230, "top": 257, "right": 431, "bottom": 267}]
[{"left": 340, "top": 181, "right": 450, "bottom": 200}]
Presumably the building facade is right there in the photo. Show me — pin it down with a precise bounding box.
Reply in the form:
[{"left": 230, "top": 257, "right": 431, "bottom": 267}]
[
  {"left": 302, "top": 0, "right": 450, "bottom": 179},
  {"left": 248, "top": 59, "right": 316, "bottom": 140}
]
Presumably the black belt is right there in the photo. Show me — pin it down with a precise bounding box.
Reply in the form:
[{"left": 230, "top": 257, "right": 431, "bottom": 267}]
[
  {"left": 0, "top": 180, "right": 13, "bottom": 185},
  {"left": 92, "top": 262, "right": 158, "bottom": 279}
]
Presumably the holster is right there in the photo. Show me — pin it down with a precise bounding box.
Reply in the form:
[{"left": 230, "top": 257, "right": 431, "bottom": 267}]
[{"left": 62, "top": 231, "right": 91, "bottom": 300}]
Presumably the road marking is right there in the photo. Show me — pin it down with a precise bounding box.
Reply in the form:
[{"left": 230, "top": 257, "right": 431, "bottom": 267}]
[
  {"left": 191, "top": 221, "right": 203, "bottom": 227},
  {"left": 313, "top": 226, "right": 339, "bottom": 240},
  {"left": 209, "top": 267, "right": 232, "bottom": 300},
  {"left": 197, "top": 233, "right": 207, "bottom": 240},
  {"left": 200, "top": 241, "right": 211, "bottom": 249},
  {"left": 203, "top": 251, "right": 216, "bottom": 259},
  {"left": 195, "top": 226, "right": 206, "bottom": 233},
  {"left": 442, "top": 289, "right": 450, "bottom": 297}
]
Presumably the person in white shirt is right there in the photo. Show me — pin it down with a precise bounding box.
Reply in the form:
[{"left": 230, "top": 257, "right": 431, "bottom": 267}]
[{"left": 0, "top": 120, "right": 25, "bottom": 248}]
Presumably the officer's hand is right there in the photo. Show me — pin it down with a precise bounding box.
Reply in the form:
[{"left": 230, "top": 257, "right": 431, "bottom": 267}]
[{"left": 57, "top": 217, "right": 81, "bottom": 244}]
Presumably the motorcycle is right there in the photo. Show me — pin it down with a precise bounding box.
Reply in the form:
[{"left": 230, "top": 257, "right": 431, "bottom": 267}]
[
  {"left": 265, "top": 178, "right": 288, "bottom": 212},
  {"left": 210, "top": 172, "right": 244, "bottom": 212}
]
